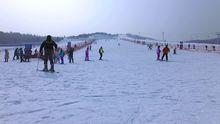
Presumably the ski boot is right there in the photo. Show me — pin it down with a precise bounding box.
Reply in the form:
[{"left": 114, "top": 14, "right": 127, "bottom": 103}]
[
  {"left": 49, "top": 65, "right": 55, "bottom": 72},
  {"left": 43, "top": 64, "right": 49, "bottom": 72}
]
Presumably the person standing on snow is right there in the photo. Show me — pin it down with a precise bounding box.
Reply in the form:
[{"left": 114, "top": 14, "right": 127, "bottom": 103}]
[
  {"left": 13, "top": 48, "right": 19, "bottom": 60},
  {"left": 40, "top": 35, "right": 58, "bottom": 72},
  {"left": 161, "top": 45, "right": 170, "bottom": 61},
  {"left": 67, "top": 47, "right": 74, "bottom": 63},
  {"left": 59, "top": 48, "right": 65, "bottom": 64},
  {"left": 156, "top": 46, "right": 161, "bottom": 60},
  {"left": 173, "top": 47, "right": 177, "bottom": 54},
  {"left": 4, "top": 49, "right": 9, "bottom": 62},
  {"left": 85, "top": 47, "right": 90, "bottom": 61},
  {"left": 99, "top": 46, "right": 104, "bottom": 60},
  {"left": 53, "top": 48, "right": 60, "bottom": 64},
  {"left": 19, "top": 48, "right": 24, "bottom": 63}
]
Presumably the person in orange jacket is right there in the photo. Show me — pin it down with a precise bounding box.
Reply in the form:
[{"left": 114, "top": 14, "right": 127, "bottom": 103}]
[{"left": 161, "top": 45, "right": 170, "bottom": 61}]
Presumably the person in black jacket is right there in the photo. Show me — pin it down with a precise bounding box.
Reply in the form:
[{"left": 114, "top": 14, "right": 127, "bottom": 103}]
[
  {"left": 19, "top": 48, "right": 24, "bottom": 63},
  {"left": 67, "top": 47, "right": 74, "bottom": 63},
  {"left": 40, "top": 35, "right": 58, "bottom": 72}
]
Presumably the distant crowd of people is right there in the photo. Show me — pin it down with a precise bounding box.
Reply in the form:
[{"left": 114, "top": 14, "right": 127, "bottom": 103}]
[{"left": 2, "top": 47, "right": 39, "bottom": 63}]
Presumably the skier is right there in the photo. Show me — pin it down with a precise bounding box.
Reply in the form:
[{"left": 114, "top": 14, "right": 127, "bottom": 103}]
[
  {"left": 188, "top": 44, "right": 191, "bottom": 49},
  {"left": 24, "top": 48, "right": 31, "bottom": 62},
  {"left": 161, "top": 45, "right": 170, "bottom": 61},
  {"left": 156, "top": 46, "right": 161, "bottom": 60},
  {"left": 59, "top": 48, "right": 65, "bottom": 64},
  {"left": 85, "top": 47, "right": 90, "bottom": 61},
  {"left": 173, "top": 47, "right": 177, "bottom": 54},
  {"left": 4, "top": 49, "right": 9, "bottom": 62},
  {"left": 19, "top": 48, "right": 24, "bottom": 63},
  {"left": 13, "top": 48, "right": 19, "bottom": 60},
  {"left": 53, "top": 48, "right": 60, "bottom": 64},
  {"left": 205, "top": 45, "right": 208, "bottom": 51},
  {"left": 213, "top": 46, "right": 216, "bottom": 51},
  {"left": 67, "top": 47, "right": 74, "bottom": 63},
  {"left": 99, "top": 46, "right": 104, "bottom": 60},
  {"left": 34, "top": 49, "right": 39, "bottom": 58},
  {"left": 40, "top": 35, "right": 58, "bottom": 72}
]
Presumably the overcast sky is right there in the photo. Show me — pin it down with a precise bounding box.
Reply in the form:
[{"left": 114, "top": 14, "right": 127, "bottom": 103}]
[{"left": 0, "top": 0, "right": 219, "bottom": 40}]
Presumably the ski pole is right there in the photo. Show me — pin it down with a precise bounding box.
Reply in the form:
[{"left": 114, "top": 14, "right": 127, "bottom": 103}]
[{"left": 36, "top": 53, "right": 40, "bottom": 72}]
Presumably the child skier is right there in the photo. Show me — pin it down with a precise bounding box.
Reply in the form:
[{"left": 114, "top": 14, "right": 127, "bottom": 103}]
[
  {"left": 156, "top": 46, "right": 161, "bottom": 60},
  {"left": 59, "top": 48, "right": 65, "bottom": 64},
  {"left": 4, "top": 49, "right": 9, "bottom": 62},
  {"left": 85, "top": 47, "right": 90, "bottom": 61},
  {"left": 99, "top": 46, "right": 104, "bottom": 60}
]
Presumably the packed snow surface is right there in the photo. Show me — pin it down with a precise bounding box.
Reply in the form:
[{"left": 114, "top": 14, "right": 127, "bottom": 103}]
[{"left": 0, "top": 39, "right": 220, "bottom": 124}]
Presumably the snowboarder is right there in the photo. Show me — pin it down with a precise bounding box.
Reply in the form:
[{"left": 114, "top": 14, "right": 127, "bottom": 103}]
[
  {"left": 156, "top": 46, "right": 161, "bottom": 60},
  {"left": 85, "top": 47, "right": 90, "bottom": 61},
  {"left": 59, "top": 48, "right": 65, "bottom": 64},
  {"left": 19, "top": 48, "right": 24, "bottom": 63},
  {"left": 99, "top": 46, "right": 104, "bottom": 60},
  {"left": 161, "top": 45, "right": 170, "bottom": 61},
  {"left": 40, "top": 35, "right": 58, "bottom": 72},
  {"left": 67, "top": 47, "right": 74, "bottom": 63},
  {"left": 4, "top": 49, "right": 9, "bottom": 62}
]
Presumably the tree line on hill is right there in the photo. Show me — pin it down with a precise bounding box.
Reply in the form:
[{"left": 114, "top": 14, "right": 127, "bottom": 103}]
[{"left": 0, "top": 31, "right": 63, "bottom": 45}]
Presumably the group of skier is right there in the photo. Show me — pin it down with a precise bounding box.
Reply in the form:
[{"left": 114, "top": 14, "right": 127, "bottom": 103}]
[
  {"left": 1, "top": 35, "right": 177, "bottom": 73},
  {"left": 2, "top": 47, "right": 32, "bottom": 63},
  {"left": 39, "top": 35, "right": 105, "bottom": 72},
  {"left": 156, "top": 44, "right": 176, "bottom": 61}
]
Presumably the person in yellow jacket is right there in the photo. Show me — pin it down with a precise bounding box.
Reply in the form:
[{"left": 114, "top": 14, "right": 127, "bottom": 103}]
[{"left": 99, "top": 46, "right": 104, "bottom": 60}]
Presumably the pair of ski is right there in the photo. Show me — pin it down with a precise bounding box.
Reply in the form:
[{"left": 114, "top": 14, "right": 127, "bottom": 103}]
[{"left": 37, "top": 69, "right": 59, "bottom": 73}]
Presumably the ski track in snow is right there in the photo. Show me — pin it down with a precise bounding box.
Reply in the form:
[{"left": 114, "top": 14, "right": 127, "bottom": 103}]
[{"left": 0, "top": 39, "right": 220, "bottom": 124}]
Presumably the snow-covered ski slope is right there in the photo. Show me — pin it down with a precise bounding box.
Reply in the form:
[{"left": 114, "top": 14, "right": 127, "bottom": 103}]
[{"left": 0, "top": 39, "right": 220, "bottom": 124}]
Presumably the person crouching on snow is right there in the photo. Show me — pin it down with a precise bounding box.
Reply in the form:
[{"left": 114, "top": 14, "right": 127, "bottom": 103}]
[
  {"left": 156, "top": 46, "right": 161, "bottom": 60},
  {"left": 59, "top": 48, "right": 65, "bottom": 64},
  {"left": 99, "top": 46, "right": 104, "bottom": 60},
  {"left": 85, "top": 47, "right": 90, "bottom": 61}
]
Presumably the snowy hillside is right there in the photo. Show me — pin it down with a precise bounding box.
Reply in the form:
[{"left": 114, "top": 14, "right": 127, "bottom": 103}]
[{"left": 0, "top": 39, "right": 220, "bottom": 124}]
